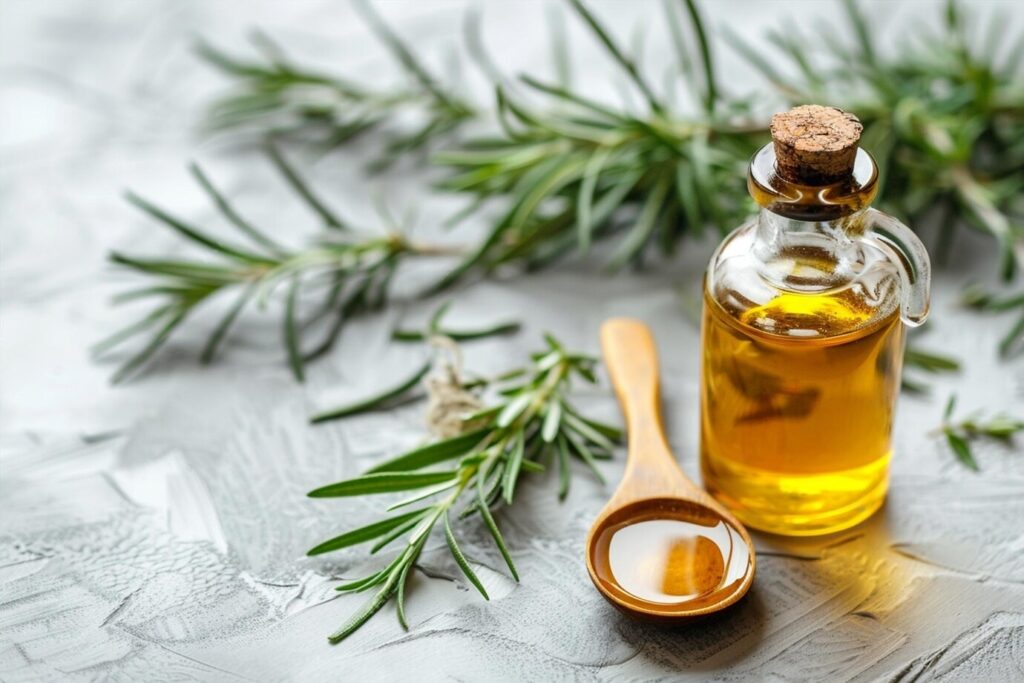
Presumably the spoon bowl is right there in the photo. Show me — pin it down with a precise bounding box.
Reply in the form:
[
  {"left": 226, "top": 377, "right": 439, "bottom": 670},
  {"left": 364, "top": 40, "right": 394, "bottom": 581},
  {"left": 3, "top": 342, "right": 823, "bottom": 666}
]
[{"left": 586, "top": 318, "right": 756, "bottom": 621}]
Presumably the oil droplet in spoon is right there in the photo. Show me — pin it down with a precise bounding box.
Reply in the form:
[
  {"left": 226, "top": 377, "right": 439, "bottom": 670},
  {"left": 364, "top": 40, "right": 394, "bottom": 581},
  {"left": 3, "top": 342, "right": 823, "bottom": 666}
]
[{"left": 591, "top": 502, "right": 751, "bottom": 611}]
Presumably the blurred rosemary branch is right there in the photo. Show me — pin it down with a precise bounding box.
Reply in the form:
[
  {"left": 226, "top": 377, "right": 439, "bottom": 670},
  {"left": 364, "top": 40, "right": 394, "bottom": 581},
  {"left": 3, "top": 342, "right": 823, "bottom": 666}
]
[
  {"left": 437, "top": 0, "right": 1024, "bottom": 280},
  {"left": 95, "top": 143, "right": 463, "bottom": 383},
  {"left": 306, "top": 333, "right": 620, "bottom": 642},
  {"left": 104, "top": 0, "right": 1023, "bottom": 381},
  {"left": 199, "top": 0, "right": 474, "bottom": 166},
  {"left": 201, "top": 0, "right": 1023, "bottom": 280},
  {"left": 431, "top": 0, "right": 761, "bottom": 283}
]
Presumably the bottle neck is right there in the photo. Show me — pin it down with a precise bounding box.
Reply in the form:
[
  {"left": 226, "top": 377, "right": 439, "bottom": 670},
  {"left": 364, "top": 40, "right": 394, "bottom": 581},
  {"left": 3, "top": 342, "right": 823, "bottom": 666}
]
[{"left": 747, "top": 143, "right": 878, "bottom": 222}]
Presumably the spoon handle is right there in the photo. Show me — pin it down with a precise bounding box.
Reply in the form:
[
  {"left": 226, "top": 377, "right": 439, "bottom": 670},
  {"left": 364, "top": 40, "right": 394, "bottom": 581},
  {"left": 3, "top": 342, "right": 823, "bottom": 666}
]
[
  {"left": 600, "top": 318, "right": 697, "bottom": 500},
  {"left": 600, "top": 318, "right": 663, "bottom": 434}
]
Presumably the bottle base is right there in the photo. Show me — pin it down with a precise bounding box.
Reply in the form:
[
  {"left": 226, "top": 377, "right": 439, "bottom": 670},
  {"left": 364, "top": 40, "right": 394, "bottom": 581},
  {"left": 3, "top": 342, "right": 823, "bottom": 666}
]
[{"left": 701, "top": 453, "right": 889, "bottom": 536}]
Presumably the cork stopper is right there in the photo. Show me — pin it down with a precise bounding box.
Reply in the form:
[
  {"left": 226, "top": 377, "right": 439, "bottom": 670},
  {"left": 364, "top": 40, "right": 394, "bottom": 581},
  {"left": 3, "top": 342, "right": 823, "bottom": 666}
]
[{"left": 770, "top": 105, "right": 863, "bottom": 185}]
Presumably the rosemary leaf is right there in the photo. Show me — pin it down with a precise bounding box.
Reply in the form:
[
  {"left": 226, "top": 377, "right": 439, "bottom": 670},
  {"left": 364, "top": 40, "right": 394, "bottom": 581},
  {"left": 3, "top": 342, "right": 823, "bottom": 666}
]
[
  {"left": 310, "top": 361, "right": 431, "bottom": 424},
  {"left": 443, "top": 511, "right": 489, "bottom": 600},
  {"left": 370, "top": 515, "right": 427, "bottom": 554},
  {"left": 566, "top": 0, "right": 663, "bottom": 113},
  {"left": 200, "top": 283, "right": 258, "bottom": 364},
  {"left": 497, "top": 394, "right": 532, "bottom": 428},
  {"left": 564, "top": 430, "right": 606, "bottom": 484},
  {"left": 110, "top": 309, "right": 189, "bottom": 385},
  {"left": 92, "top": 305, "right": 175, "bottom": 357},
  {"left": 307, "top": 508, "right": 430, "bottom": 556},
  {"left": 333, "top": 568, "right": 390, "bottom": 594},
  {"left": 943, "top": 395, "right": 957, "bottom": 422},
  {"left": 556, "top": 434, "right": 572, "bottom": 500},
  {"left": 308, "top": 471, "right": 458, "bottom": 498},
  {"left": 124, "top": 191, "right": 271, "bottom": 264},
  {"left": 328, "top": 550, "right": 411, "bottom": 643},
  {"left": 681, "top": 0, "right": 717, "bottom": 114},
  {"left": 284, "top": 274, "right": 305, "bottom": 382},
  {"left": 189, "top": 162, "right": 286, "bottom": 255},
  {"left": 395, "top": 560, "right": 413, "bottom": 630},
  {"left": 502, "top": 432, "right": 526, "bottom": 504},
  {"left": 904, "top": 347, "right": 961, "bottom": 373},
  {"left": 392, "top": 321, "right": 521, "bottom": 343},
  {"left": 477, "top": 494, "right": 519, "bottom": 581},
  {"left": 541, "top": 400, "right": 563, "bottom": 443},
  {"left": 265, "top": 140, "right": 346, "bottom": 229},
  {"left": 386, "top": 479, "right": 461, "bottom": 511},
  {"left": 368, "top": 428, "right": 489, "bottom": 474},
  {"left": 945, "top": 431, "right": 978, "bottom": 471}
]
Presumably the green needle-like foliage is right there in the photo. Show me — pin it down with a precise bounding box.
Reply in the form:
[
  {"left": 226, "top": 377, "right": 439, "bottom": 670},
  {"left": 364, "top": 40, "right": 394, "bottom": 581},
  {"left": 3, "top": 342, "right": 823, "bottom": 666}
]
[
  {"left": 435, "top": 0, "right": 1023, "bottom": 282},
  {"left": 198, "top": 1, "right": 474, "bottom": 165},
  {"left": 432, "top": 0, "right": 762, "bottom": 284},
  {"left": 306, "top": 334, "right": 622, "bottom": 643},
  {"left": 95, "top": 146, "right": 460, "bottom": 383},
  {"left": 938, "top": 394, "right": 1024, "bottom": 470},
  {"left": 196, "top": 0, "right": 1022, "bottom": 282},
  {"left": 104, "top": 0, "right": 1023, "bottom": 381}
]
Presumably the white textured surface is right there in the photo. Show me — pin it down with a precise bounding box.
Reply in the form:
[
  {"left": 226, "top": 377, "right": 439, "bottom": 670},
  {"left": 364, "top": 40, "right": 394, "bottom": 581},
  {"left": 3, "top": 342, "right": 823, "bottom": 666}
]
[{"left": 2, "top": 1, "right": 1023, "bottom": 681}]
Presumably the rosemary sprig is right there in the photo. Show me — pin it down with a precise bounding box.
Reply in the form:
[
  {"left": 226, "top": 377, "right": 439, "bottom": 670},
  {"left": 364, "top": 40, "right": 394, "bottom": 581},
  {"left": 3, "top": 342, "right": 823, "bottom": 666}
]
[
  {"left": 963, "top": 284, "right": 1024, "bottom": 358},
  {"left": 307, "top": 334, "right": 621, "bottom": 643},
  {"left": 431, "top": 0, "right": 762, "bottom": 285},
  {"left": 96, "top": 146, "right": 461, "bottom": 383},
  {"left": 938, "top": 394, "right": 1024, "bottom": 470},
  {"left": 199, "top": 1, "right": 474, "bottom": 163}
]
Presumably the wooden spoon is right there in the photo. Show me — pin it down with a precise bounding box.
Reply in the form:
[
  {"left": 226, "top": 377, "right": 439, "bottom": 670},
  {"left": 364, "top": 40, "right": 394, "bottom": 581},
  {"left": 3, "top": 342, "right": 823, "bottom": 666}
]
[{"left": 586, "top": 318, "right": 756, "bottom": 621}]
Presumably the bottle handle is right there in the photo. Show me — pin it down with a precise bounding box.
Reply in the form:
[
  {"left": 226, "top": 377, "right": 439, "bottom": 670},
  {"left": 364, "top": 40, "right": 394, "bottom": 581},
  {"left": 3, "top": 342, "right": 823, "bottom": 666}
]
[{"left": 863, "top": 208, "right": 931, "bottom": 327}]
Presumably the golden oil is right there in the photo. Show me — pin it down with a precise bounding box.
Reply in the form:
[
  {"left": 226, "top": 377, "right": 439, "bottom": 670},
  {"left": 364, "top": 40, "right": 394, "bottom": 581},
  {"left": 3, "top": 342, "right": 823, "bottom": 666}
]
[
  {"left": 590, "top": 500, "right": 752, "bottom": 610},
  {"left": 699, "top": 106, "right": 930, "bottom": 535},
  {"left": 700, "top": 285, "right": 904, "bottom": 535}
]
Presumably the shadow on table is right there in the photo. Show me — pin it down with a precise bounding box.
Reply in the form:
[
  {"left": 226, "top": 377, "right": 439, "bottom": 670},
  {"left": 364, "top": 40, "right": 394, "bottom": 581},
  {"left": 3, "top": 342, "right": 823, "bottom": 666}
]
[{"left": 604, "top": 586, "right": 770, "bottom": 673}]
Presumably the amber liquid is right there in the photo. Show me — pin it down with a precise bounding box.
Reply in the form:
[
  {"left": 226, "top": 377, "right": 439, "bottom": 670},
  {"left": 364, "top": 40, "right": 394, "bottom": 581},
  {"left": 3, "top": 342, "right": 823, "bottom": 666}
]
[
  {"left": 591, "top": 500, "right": 751, "bottom": 612},
  {"left": 700, "top": 286, "right": 904, "bottom": 535}
]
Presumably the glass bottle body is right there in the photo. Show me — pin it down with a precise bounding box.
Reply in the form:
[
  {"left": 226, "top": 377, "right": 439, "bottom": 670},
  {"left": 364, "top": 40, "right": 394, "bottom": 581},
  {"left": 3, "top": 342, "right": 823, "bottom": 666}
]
[{"left": 700, "top": 144, "right": 929, "bottom": 536}]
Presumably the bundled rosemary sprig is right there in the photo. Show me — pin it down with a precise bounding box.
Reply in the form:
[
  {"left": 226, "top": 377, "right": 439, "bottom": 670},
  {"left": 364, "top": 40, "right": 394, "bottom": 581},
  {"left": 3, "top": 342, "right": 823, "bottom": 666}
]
[
  {"left": 199, "top": 0, "right": 474, "bottom": 165},
  {"left": 733, "top": 0, "right": 1024, "bottom": 278},
  {"left": 938, "top": 394, "right": 1024, "bottom": 470},
  {"left": 95, "top": 144, "right": 460, "bottom": 383},
  {"left": 306, "top": 334, "right": 620, "bottom": 643}
]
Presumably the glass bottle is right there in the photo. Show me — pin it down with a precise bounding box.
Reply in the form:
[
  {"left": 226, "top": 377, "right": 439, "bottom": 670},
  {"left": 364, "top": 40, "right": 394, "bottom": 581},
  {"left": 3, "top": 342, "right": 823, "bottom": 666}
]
[{"left": 700, "top": 105, "right": 931, "bottom": 536}]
